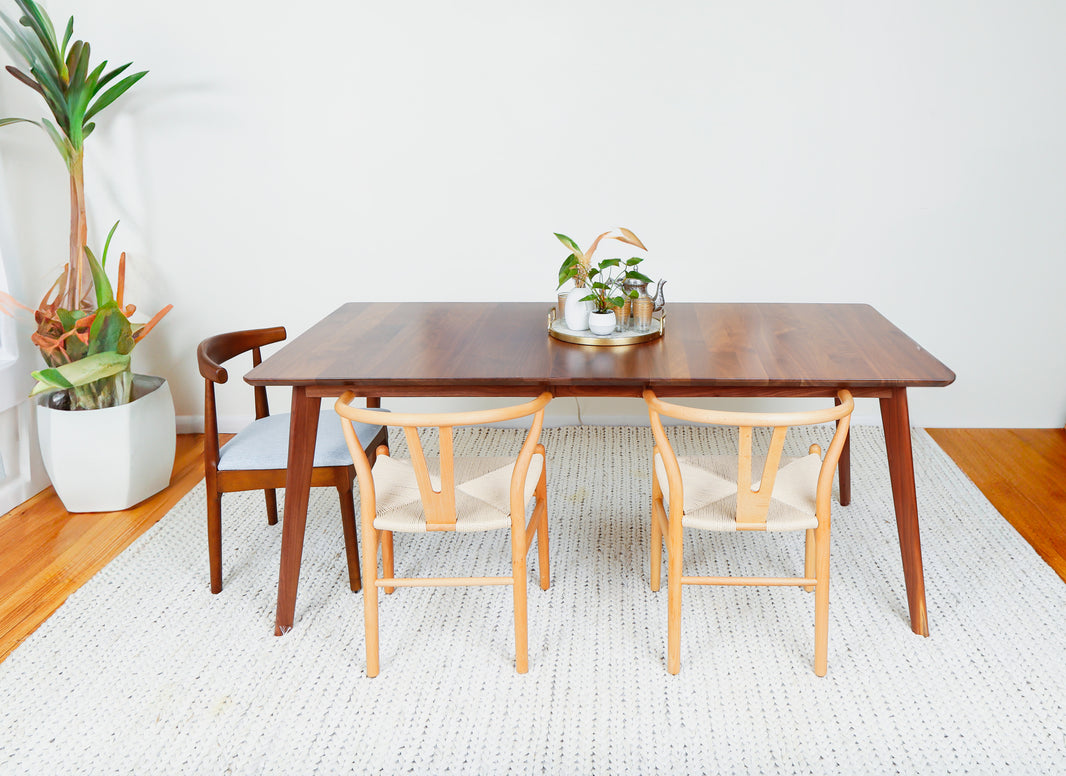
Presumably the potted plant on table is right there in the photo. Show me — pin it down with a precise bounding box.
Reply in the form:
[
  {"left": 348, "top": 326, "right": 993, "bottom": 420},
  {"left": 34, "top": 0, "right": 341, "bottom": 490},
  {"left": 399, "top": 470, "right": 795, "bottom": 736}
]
[
  {"left": 0, "top": 0, "right": 175, "bottom": 512},
  {"left": 560, "top": 255, "right": 652, "bottom": 335},
  {"left": 555, "top": 227, "right": 646, "bottom": 331}
]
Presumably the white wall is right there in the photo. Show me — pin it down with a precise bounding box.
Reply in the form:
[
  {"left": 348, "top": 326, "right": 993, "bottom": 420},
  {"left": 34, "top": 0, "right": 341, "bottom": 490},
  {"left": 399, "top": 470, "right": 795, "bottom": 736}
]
[{"left": 1, "top": 0, "right": 1064, "bottom": 431}]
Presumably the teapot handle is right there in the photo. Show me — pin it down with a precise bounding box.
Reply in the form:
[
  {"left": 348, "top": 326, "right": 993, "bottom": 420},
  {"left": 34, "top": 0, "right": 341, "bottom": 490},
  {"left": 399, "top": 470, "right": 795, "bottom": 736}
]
[{"left": 652, "top": 279, "right": 667, "bottom": 311}]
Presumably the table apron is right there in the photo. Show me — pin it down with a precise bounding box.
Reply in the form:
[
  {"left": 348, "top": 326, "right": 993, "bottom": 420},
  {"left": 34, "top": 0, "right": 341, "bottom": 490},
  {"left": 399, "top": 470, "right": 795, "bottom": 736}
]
[{"left": 305, "top": 384, "right": 898, "bottom": 400}]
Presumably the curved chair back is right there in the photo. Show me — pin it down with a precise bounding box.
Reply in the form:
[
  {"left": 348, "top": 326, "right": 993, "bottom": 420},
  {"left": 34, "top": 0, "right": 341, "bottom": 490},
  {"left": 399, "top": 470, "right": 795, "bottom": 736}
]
[
  {"left": 335, "top": 393, "right": 553, "bottom": 531},
  {"left": 644, "top": 389, "right": 854, "bottom": 530}
]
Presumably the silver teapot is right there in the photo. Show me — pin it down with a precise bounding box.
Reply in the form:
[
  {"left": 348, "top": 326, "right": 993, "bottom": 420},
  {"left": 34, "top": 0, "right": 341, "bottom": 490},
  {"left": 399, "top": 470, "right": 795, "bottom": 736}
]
[{"left": 623, "top": 278, "right": 666, "bottom": 332}]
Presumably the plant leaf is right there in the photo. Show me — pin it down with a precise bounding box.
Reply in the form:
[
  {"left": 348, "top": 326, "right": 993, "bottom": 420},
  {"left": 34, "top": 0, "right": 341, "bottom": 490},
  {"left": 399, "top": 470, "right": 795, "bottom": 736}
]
[
  {"left": 88, "top": 303, "right": 134, "bottom": 355},
  {"left": 3, "top": 64, "right": 43, "bottom": 96},
  {"left": 83, "top": 245, "right": 114, "bottom": 308},
  {"left": 29, "top": 351, "right": 130, "bottom": 397},
  {"left": 616, "top": 227, "right": 646, "bottom": 250},
  {"left": 0, "top": 13, "right": 35, "bottom": 63},
  {"left": 94, "top": 61, "right": 129, "bottom": 91},
  {"left": 27, "top": 63, "right": 70, "bottom": 130},
  {"left": 554, "top": 232, "right": 581, "bottom": 254},
  {"left": 64, "top": 38, "right": 83, "bottom": 80},
  {"left": 39, "top": 118, "right": 71, "bottom": 166},
  {"left": 56, "top": 308, "right": 86, "bottom": 330},
  {"left": 130, "top": 303, "right": 172, "bottom": 345},
  {"left": 60, "top": 15, "right": 72, "bottom": 56},
  {"left": 30, "top": 367, "right": 72, "bottom": 391},
  {"left": 66, "top": 40, "right": 92, "bottom": 139},
  {"left": 84, "top": 69, "right": 146, "bottom": 122},
  {"left": 83, "top": 59, "right": 108, "bottom": 96},
  {"left": 0, "top": 116, "right": 39, "bottom": 128},
  {"left": 101, "top": 220, "right": 119, "bottom": 268},
  {"left": 15, "top": 0, "right": 61, "bottom": 72},
  {"left": 584, "top": 231, "right": 611, "bottom": 266},
  {"left": 557, "top": 253, "right": 580, "bottom": 287}
]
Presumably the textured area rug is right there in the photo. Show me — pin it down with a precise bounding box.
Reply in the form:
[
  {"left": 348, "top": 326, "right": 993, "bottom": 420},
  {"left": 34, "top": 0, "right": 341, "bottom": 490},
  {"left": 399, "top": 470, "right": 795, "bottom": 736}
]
[{"left": 1, "top": 426, "right": 1064, "bottom": 775}]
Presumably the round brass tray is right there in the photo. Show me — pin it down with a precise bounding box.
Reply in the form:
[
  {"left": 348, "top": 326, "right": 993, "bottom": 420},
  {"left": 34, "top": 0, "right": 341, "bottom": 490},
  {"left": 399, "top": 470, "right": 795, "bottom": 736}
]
[{"left": 547, "top": 307, "right": 665, "bottom": 346}]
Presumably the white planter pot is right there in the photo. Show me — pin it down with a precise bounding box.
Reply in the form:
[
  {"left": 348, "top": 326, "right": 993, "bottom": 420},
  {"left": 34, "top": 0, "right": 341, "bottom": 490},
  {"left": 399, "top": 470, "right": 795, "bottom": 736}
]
[
  {"left": 588, "top": 311, "right": 616, "bottom": 336},
  {"left": 564, "top": 288, "right": 592, "bottom": 330},
  {"left": 36, "top": 374, "right": 176, "bottom": 512}
]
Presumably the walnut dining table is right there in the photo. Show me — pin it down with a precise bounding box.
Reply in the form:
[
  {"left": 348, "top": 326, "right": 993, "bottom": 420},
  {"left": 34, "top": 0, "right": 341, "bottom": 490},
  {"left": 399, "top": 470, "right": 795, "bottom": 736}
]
[{"left": 244, "top": 302, "right": 955, "bottom": 638}]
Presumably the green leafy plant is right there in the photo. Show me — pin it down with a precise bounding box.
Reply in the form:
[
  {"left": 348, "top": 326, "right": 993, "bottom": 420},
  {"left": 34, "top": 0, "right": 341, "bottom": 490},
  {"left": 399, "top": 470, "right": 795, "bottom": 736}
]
[
  {"left": 564, "top": 256, "right": 651, "bottom": 314},
  {"left": 0, "top": 0, "right": 169, "bottom": 409},
  {"left": 555, "top": 227, "right": 646, "bottom": 288}
]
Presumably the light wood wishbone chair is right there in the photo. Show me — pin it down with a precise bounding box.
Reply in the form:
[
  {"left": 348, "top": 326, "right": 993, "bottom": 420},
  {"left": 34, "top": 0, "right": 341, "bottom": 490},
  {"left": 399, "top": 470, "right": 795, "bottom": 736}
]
[
  {"left": 335, "top": 392, "right": 553, "bottom": 677},
  {"left": 644, "top": 389, "right": 855, "bottom": 676}
]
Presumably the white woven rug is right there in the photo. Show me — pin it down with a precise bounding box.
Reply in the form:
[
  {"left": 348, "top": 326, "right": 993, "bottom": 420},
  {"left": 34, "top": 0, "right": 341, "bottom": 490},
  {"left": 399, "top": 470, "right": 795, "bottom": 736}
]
[{"left": 1, "top": 426, "right": 1064, "bottom": 775}]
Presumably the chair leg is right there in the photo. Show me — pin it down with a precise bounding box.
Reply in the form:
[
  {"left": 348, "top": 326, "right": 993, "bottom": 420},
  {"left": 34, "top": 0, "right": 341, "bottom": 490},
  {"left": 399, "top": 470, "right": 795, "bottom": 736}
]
[
  {"left": 804, "top": 528, "right": 815, "bottom": 593},
  {"left": 651, "top": 465, "right": 663, "bottom": 592},
  {"left": 666, "top": 525, "right": 683, "bottom": 675},
  {"left": 337, "top": 473, "right": 361, "bottom": 593},
  {"left": 651, "top": 497, "right": 663, "bottom": 593},
  {"left": 513, "top": 530, "right": 529, "bottom": 674},
  {"left": 813, "top": 528, "right": 831, "bottom": 677},
  {"left": 208, "top": 492, "right": 224, "bottom": 594},
  {"left": 264, "top": 488, "right": 279, "bottom": 526},
  {"left": 536, "top": 471, "right": 550, "bottom": 591},
  {"left": 381, "top": 531, "right": 395, "bottom": 594},
  {"left": 363, "top": 526, "right": 381, "bottom": 678}
]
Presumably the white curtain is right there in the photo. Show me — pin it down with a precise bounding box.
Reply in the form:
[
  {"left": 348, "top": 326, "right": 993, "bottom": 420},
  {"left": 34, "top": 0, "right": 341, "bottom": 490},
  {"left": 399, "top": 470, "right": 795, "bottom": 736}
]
[{"left": 0, "top": 152, "right": 25, "bottom": 411}]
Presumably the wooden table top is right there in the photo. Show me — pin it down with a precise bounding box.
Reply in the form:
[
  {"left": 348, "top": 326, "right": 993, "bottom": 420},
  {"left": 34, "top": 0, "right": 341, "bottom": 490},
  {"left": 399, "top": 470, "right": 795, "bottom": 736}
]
[{"left": 245, "top": 302, "right": 955, "bottom": 398}]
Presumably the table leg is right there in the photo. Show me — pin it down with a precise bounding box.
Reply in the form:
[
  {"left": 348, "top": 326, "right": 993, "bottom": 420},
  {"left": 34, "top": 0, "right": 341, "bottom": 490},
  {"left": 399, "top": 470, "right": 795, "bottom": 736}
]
[
  {"left": 836, "top": 395, "right": 851, "bottom": 506},
  {"left": 274, "top": 387, "right": 321, "bottom": 635},
  {"left": 879, "top": 387, "right": 929, "bottom": 637}
]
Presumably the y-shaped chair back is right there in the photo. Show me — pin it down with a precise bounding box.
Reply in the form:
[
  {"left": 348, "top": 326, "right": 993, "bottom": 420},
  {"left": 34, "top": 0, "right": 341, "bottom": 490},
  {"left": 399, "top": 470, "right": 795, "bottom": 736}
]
[
  {"left": 644, "top": 389, "right": 854, "bottom": 676},
  {"left": 335, "top": 392, "right": 553, "bottom": 677}
]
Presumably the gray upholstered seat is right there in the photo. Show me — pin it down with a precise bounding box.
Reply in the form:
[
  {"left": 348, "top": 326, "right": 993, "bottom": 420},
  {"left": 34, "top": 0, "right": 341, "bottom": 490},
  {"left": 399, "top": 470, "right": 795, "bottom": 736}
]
[{"left": 218, "top": 411, "right": 385, "bottom": 471}]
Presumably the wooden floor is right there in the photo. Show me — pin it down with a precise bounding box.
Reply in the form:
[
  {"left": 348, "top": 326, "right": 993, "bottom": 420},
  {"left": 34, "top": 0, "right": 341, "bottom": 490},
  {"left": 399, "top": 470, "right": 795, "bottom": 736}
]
[
  {"left": 0, "top": 435, "right": 222, "bottom": 663},
  {"left": 926, "top": 428, "right": 1066, "bottom": 582},
  {"left": 0, "top": 429, "right": 1064, "bottom": 663}
]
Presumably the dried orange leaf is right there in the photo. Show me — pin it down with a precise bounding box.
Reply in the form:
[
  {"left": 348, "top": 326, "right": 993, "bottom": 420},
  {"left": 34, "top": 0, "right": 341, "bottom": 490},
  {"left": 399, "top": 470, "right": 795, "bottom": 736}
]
[{"left": 616, "top": 227, "right": 646, "bottom": 250}]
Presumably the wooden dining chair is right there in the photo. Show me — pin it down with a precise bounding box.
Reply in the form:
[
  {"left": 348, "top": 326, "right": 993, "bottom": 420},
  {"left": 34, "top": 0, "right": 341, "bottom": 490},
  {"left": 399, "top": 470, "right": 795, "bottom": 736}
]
[
  {"left": 335, "top": 392, "right": 553, "bottom": 677},
  {"left": 197, "top": 327, "right": 388, "bottom": 594},
  {"left": 643, "top": 389, "right": 854, "bottom": 676}
]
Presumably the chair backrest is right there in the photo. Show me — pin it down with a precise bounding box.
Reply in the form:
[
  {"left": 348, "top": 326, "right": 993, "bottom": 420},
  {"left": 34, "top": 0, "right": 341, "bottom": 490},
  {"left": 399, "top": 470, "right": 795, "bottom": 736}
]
[
  {"left": 196, "top": 326, "right": 287, "bottom": 471},
  {"left": 644, "top": 389, "right": 854, "bottom": 529},
  {"left": 336, "top": 393, "right": 553, "bottom": 530}
]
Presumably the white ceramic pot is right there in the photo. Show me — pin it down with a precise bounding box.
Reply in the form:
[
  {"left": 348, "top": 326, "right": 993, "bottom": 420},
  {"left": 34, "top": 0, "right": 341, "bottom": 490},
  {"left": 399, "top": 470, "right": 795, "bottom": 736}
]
[
  {"left": 36, "top": 374, "right": 177, "bottom": 512},
  {"left": 588, "top": 311, "right": 616, "bottom": 336},
  {"left": 563, "top": 288, "right": 592, "bottom": 331}
]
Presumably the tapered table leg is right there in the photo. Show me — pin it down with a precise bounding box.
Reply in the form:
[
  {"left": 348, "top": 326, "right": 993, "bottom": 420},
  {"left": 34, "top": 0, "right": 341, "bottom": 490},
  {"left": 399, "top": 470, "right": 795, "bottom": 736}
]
[
  {"left": 879, "top": 387, "right": 929, "bottom": 637},
  {"left": 274, "top": 388, "right": 321, "bottom": 635},
  {"left": 836, "top": 395, "right": 851, "bottom": 506}
]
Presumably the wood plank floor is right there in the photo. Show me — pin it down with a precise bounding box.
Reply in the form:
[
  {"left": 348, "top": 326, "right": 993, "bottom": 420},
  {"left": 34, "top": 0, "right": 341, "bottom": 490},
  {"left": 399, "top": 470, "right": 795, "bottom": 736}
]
[
  {"left": 0, "top": 435, "right": 224, "bottom": 663},
  {"left": 926, "top": 428, "right": 1066, "bottom": 582},
  {"left": 1, "top": 429, "right": 1064, "bottom": 663}
]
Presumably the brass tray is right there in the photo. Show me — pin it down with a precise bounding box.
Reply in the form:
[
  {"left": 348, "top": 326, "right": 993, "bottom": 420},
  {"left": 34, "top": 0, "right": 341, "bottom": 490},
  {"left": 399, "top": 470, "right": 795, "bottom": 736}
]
[{"left": 547, "top": 307, "right": 665, "bottom": 346}]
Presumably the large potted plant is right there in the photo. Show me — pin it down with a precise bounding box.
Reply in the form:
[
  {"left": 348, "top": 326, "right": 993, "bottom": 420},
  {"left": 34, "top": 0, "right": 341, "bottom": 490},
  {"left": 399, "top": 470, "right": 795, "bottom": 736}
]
[{"left": 0, "top": 0, "right": 174, "bottom": 511}]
